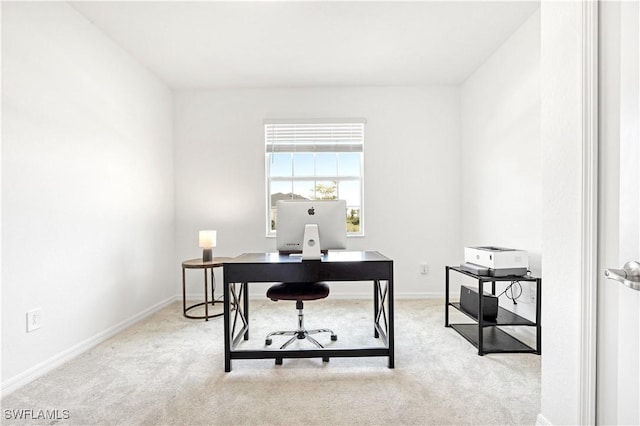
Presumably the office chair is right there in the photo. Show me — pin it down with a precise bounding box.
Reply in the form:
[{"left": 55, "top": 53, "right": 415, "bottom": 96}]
[{"left": 265, "top": 282, "right": 337, "bottom": 362}]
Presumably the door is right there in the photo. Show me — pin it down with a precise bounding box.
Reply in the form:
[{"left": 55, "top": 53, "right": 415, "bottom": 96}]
[{"left": 598, "top": 1, "right": 640, "bottom": 424}]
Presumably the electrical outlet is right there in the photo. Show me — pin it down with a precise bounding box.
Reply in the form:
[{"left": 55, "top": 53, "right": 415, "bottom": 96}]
[
  {"left": 26, "top": 308, "right": 42, "bottom": 332},
  {"left": 420, "top": 262, "right": 429, "bottom": 275}
]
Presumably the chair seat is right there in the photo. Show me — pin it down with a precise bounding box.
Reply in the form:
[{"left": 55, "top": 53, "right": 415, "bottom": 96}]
[{"left": 266, "top": 282, "right": 330, "bottom": 301}]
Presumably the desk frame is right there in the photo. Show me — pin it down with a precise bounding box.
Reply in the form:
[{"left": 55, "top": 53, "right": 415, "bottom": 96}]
[{"left": 222, "top": 252, "right": 394, "bottom": 372}]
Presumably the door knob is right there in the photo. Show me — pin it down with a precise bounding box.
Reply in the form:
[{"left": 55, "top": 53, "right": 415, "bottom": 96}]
[{"left": 604, "top": 261, "right": 640, "bottom": 291}]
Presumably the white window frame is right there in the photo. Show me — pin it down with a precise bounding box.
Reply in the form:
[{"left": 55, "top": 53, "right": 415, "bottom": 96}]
[{"left": 265, "top": 119, "right": 365, "bottom": 237}]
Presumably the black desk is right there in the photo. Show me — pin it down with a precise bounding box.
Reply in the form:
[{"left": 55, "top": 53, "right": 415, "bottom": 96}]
[{"left": 222, "top": 251, "right": 394, "bottom": 372}]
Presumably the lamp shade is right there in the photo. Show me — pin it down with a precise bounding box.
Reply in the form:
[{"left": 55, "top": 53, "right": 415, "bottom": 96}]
[{"left": 199, "top": 230, "right": 217, "bottom": 248}]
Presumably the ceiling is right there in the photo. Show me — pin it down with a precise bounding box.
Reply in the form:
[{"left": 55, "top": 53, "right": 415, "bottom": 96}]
[{"left": 69, "top": 1, "right": 540, "bottom": 90}]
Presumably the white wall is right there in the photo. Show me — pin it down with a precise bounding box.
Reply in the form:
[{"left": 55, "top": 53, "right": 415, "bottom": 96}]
[
  {"left": 459, "top": 9, "right": 541, "bottom": 322},
  {"left": 1, "top": 2, "right": 175, "bottom": 391},
  {"left": 539, "top": 2, "right": 584, "bottom": 424},
  {"left": 173, "top": 87, "right": 461, "bottom": 297},
  {"left": 461, "top": 9, "right": 541, "bottom": 274}
]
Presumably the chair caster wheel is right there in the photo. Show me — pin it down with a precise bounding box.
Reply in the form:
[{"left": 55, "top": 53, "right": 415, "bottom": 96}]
[
  {"left": 322, "top": 356, "right": 330, "bottom": 363},
  {"left": 331, "top": 334, "right": 338, "bottom": 341},
  {"left": 265, "top": 338, "right": 272, "bottom": 346}
]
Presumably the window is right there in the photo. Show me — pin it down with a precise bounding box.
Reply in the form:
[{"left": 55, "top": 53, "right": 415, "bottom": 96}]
[{"left": 265, "top": 119, "right": 365, "bottom": 236}]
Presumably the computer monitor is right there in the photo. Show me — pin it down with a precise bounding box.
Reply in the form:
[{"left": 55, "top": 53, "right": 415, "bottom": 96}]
[{"left": 276, "top": 200, "right": 347, "bottom": 259}]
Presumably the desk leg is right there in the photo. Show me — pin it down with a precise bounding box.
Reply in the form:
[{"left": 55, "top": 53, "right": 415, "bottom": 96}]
[
  {"left": 223, "top": 281, "right": 250, "bottom": 372},
  {"left": 243, "top": 283, "right": 249, "bottom": 340},
  {"left": 388, "top": 274, "right": 395, "bottom": 369},
  {"left": 374, "top": 281, "right": 389, "bottom": 339},
  {"left": 373, "top": 278, "right": 394, "bottom": 368},
  {"left": 373, "top": 280, "right": 379, "bottom": 338},
  {"left": 223, "top": 272, "right": 231, "bottom": 372},
  {"left": 229, "top": 283, "right": 249, "bottom": 343}
]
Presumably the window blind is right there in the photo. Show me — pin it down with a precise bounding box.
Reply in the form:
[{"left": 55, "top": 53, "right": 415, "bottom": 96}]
[{"left": 265, "top": 122, "right": 364, "bottom": 153}]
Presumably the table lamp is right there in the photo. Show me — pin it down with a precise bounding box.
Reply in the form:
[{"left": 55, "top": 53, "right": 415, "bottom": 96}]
[{"left": 199, "top": 230, "right": 216, "bottom": 262}]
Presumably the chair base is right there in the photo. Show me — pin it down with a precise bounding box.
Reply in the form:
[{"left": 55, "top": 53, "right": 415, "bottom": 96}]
[
  {"left": 265, "top": 296, "right": 336, "bottom": 365},
  {"left": 265, "top": 328, "right": 338, "bottom": 349}
]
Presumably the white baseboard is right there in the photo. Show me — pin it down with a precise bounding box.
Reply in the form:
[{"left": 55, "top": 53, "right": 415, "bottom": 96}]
[
  {"left": 536, "top": 413, "right": 552, "bottom": 425},
  {"left": 1, "top": 296, "right": 177, "bottom": 397}
]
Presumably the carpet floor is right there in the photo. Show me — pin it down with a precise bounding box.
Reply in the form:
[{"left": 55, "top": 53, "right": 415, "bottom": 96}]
[{"left": 1, "top": 299, "right": 540, "bottom": 425}]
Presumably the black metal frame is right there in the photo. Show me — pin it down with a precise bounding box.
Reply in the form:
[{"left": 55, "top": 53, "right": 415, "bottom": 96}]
[
  {"left": 223, "top": 252, "right": 394, "bottom": 372},
  {"left": 445, "top": 266, "right": 541, "bottom": 356}
]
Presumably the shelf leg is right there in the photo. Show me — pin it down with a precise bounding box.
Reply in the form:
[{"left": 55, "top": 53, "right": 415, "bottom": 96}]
[
  {"left": 445, "top": 266, "right": 450, "bottom": 327},
  {"left": 536, "top": 278, "right": 542, "bottom": 354},
  {"left": 478, "top": 279, "right": 484, "bottom": 355}
]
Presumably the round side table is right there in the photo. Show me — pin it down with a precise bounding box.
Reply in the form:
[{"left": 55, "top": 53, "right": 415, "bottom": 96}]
[{"left": 182, "top": 257, "right": 234, "bottom": 320}]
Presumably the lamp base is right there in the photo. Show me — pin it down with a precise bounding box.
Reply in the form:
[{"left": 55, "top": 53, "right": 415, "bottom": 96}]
[{"left": 202, "top": 248, "right": 213, "bottom": 262}]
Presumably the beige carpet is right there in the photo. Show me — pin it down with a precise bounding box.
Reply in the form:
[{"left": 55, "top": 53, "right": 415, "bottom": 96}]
[{"left": 1, "top": 299, "right": 540, "bottom": 425}]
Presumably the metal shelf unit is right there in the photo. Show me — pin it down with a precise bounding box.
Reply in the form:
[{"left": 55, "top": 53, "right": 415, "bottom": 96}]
[{"left": 445, "top": 266, "right": 541, "bottom": 356}]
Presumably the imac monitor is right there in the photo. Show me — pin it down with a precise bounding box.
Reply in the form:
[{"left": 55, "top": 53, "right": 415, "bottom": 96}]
[{"left": 276, "top": 200, "right": 347, "bottom": 259}]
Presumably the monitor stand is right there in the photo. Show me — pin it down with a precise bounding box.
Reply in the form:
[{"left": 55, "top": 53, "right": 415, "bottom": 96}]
[{"left": 301, "top": 224, "right": 322, "bottom": 260}]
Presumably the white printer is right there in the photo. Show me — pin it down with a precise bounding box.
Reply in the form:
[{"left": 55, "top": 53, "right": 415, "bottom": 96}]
[{"left": 462, "top": 246, "right": 529, "bottom": 277}]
